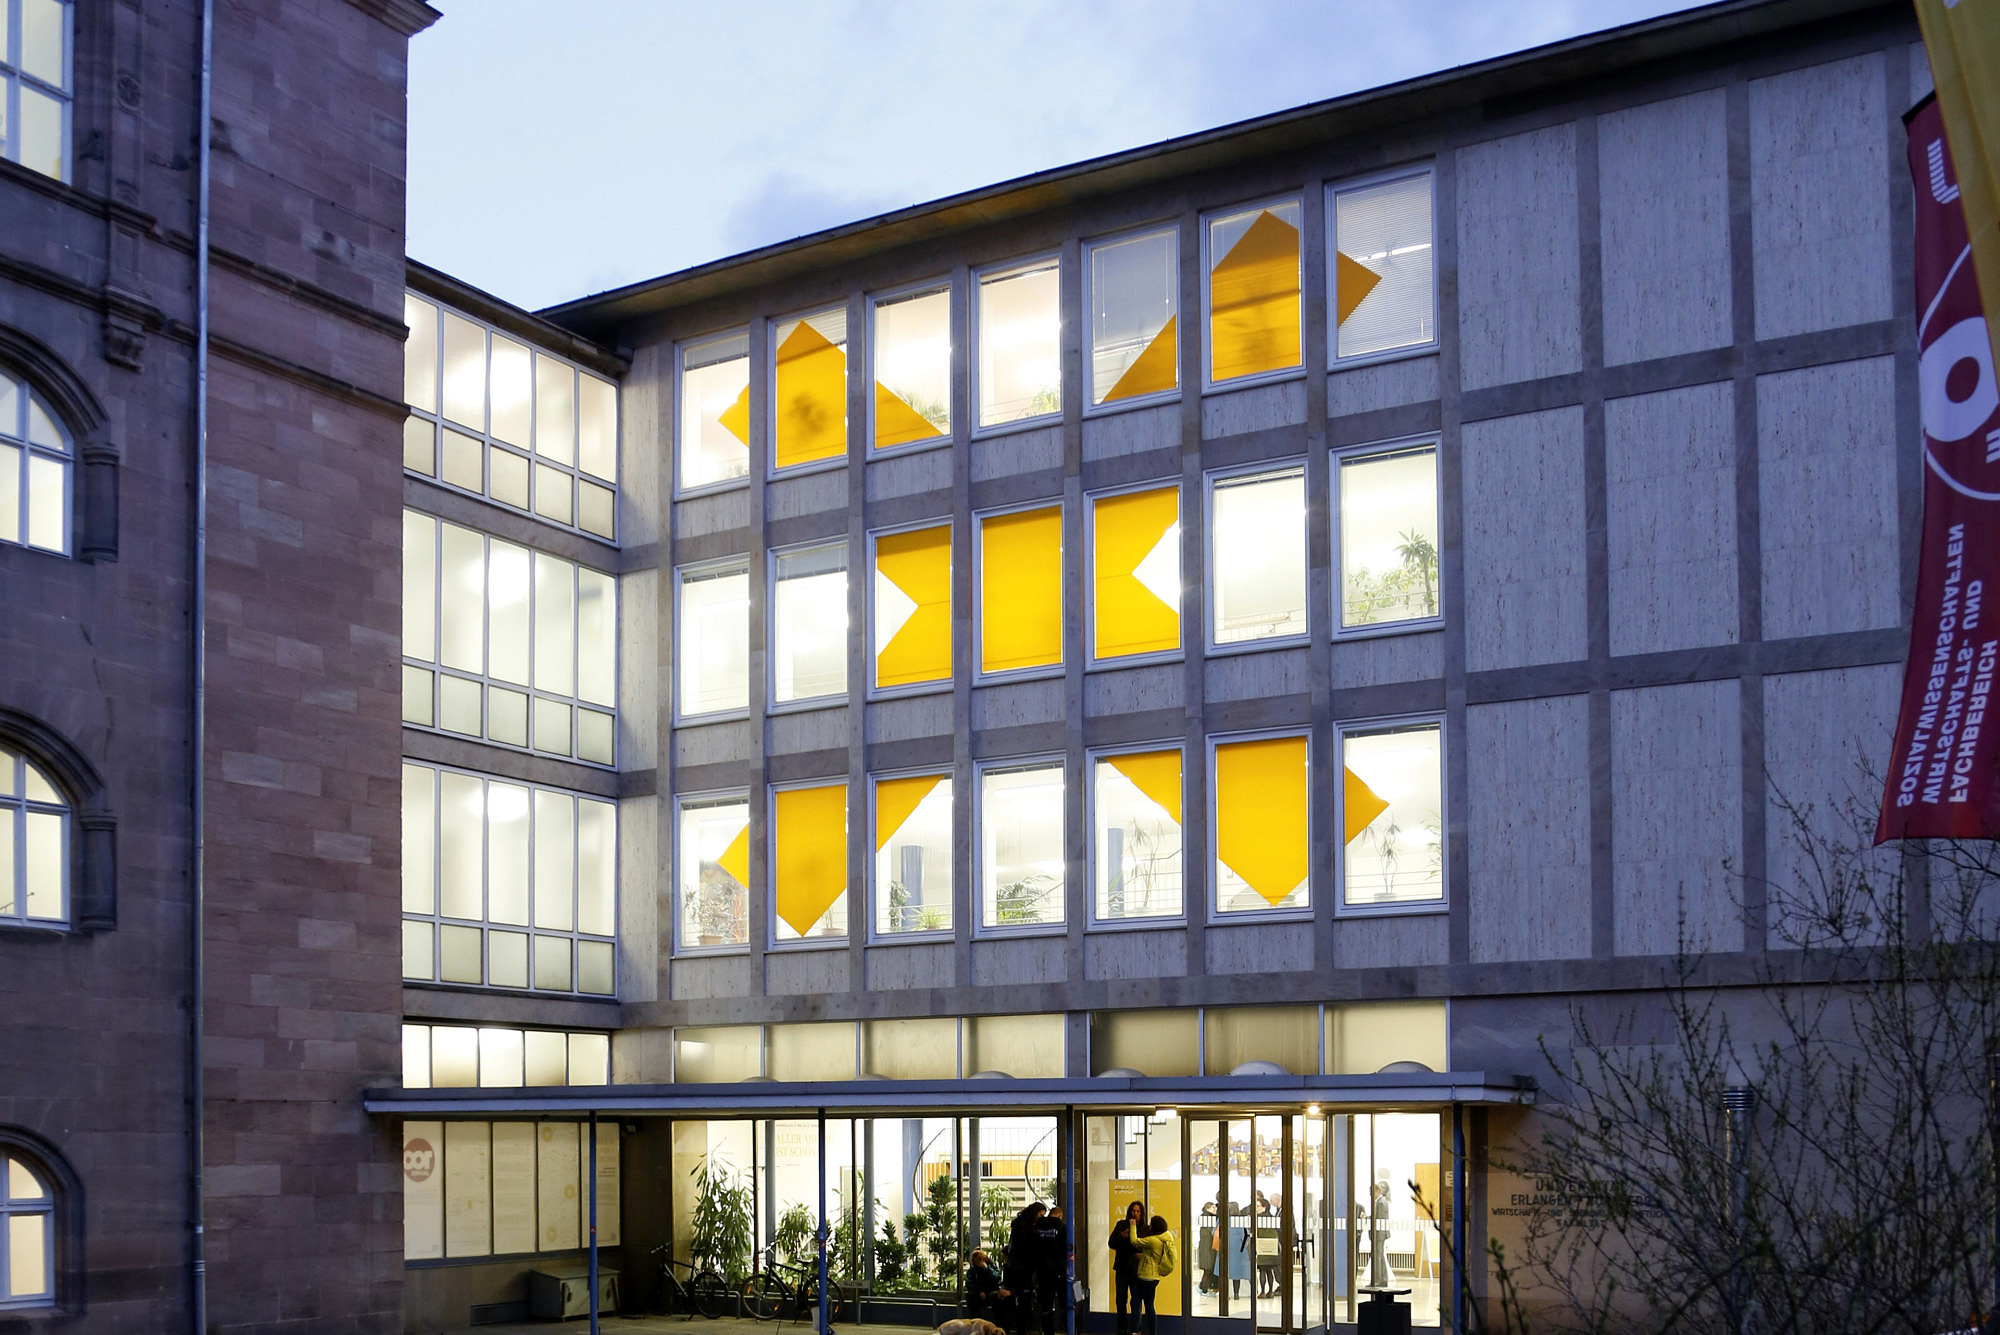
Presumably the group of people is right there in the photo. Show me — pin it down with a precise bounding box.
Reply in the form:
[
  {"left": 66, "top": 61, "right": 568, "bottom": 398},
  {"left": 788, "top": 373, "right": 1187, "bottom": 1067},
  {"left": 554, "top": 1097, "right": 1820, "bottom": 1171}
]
[
  {"left": 965, "top": 1202, "right": 1070, "bottom": 1335},
  {"left": 1194, "top": 1194, "right": 1283, "bottom": 1298},
  {"left": 1107, "top": 1201, "right": 1178, "bottom": 1335}
]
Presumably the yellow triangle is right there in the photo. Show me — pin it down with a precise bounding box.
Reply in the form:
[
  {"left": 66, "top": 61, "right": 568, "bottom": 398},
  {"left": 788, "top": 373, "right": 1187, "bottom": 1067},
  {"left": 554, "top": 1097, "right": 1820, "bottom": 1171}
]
[
  {"left": 1343, "top": 766, "right": 1390, "bottom": 844},
  {"left": 774, "top": 321, "right": 847, "bottom": 468},
  {"left": 716, "top": 824, "right": 750, "bottom": 889},
  {"left": 875, "top": 380, "right": 945, "bottom": 449},
  {"left": 1335, "top": 251, "right": 1385, "bottom": 326},
  {"left": 1209, "top": 210, "right": 1301, "bottom": 382},
  {"left": 774, "top": 784, "right": 847, "bottom": 937},
  {"left": 876, "top": 525, "right": 953, "bottom": 687},
  {"left": 1215, "top": 735, "right": 1309, "bottom": 906},
  {"left": 717, "top": 384, "right": 751, "bottom": 446},
  {"left": 875, "top": 774, "right": 944, "bottom": 851},
  {"left": 1103, "top": 315, "right": 1178, "bottom": 403},
  {"left": 1093, "top": 487, "right": 1179, "bottom": 658},
  {"left": 1107, "top": 749, "right": 1182, "bottom": 824}
]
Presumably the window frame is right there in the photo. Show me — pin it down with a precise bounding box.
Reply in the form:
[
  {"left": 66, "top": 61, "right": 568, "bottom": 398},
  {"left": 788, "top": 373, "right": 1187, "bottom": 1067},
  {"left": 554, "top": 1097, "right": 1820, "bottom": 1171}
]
[
  {"left": 766, "top": 775, "right": 852, "bottom": 951},
  {"left": 765, "top": 304, "right": 852, "bottom": 481},
  {"left": 867, "top": 766, "right": 956, "bottom": 944},
  {"left": 1331, "top": 434, "right": 1445, "bottom": 641},
  {"left": 867, "top": 277, "right": 957, "bottom": 458},
  {"left": 766, "top": 536, "right": 851, "bottom": 713},
  {"left": 866, "top": 517, "right": 954, "bottom": 701},
  {"left": 1, "top": 0, "right": 73, "bottom": 184},
  {"left": 1199, "top": 191, "right": 1307, "bottom": 395},
  {"left": 1084, "top": 477, "right": 1184, "bottom": 672},
  {"left": 972, "top": 753, "right": 1069, "bottom": 939},
  {"left": 1207, "top": 725, "right": 1315, "bottom": 923},
  {"left": 673, "top": 327, "right": 754, "bottom": 499},
  {"left": 0, "top": 1136, "right": 67, "bottom": 1313},
  {"left": 1334, "top": 712, "right": 1450, "bottom": 918},
  {"left": 1085, "top": 741, "right": 1188, "bottom": 932},
  {"left": 970, "top": 252, "right": 1064, "bottom": 439},
  {"left": 0, "top": 369, "right": 74, "bottom": 558},
  {"left": 672, "top": 787, "right": 753, "bottom": 958},
  {"left": 1081, "top": 222, "right": 1183, "bottom": 418},
  {"left": 1203, "top": 457, "right": 1313, "bottom": 657},
  {"left": 1324, "top": 164, "right": 1440, "bottom": 372},
  {"left": 972, "top": 497, "right": 1066, "bottom": 685},
  {"left": 672, "top": 555, "right": 753, "bottom": 725},
  {"left": 0, "top": 747, "right": 68, "bottom": 930}
]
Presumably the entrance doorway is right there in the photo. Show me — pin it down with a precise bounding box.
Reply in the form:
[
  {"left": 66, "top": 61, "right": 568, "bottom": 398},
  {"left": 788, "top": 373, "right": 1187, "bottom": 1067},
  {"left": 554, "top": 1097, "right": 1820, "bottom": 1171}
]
[{"left": 1329, "top": 1113, "right": 1444, "bottom": 1328}]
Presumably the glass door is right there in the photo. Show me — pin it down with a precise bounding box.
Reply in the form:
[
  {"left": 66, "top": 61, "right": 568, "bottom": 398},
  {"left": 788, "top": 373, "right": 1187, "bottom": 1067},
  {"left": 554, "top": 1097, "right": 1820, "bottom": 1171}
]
[{"left": 1330, "top": 1112, "right": 1445, "bottom": 1328}]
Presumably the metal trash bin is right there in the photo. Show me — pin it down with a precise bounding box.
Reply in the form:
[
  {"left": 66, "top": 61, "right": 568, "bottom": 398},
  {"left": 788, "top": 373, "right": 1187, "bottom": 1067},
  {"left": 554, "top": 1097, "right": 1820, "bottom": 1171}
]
[
  {"left": 527, "top": 1268, "right": 620, "bottom": 1321},
  {"left": 1356, "top": 1286, "right": 1412, "bottom": 1335}
]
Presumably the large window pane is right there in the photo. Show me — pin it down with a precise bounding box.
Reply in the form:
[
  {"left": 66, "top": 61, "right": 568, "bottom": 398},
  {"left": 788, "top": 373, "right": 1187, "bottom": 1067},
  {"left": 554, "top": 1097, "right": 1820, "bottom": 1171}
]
[
  {"left": 1089, "top": 229, "right": 1178, "bottom": 405},
  {"left": 489, "top": 335, "right": 532, "bottom": 446},
  {"left": 1331, "top": 172, "right": 1436, "bottom": 360},
  {"left": 1091, "top": 487, "right": 1180, "bottom": 660},
  {"left": 679, "top": 798, "right": 750, "bottom": 949},
  {"left": 1339, "top": 446, "right": 1440, "bottom": 629},
  {"left": 979, "top": 506, "right": 1063, "bottom": 674},
  {"left": 405, "top": 295, "right": 439, "bottom": 412},
  {"left": 773, "top": 782, "right": 847, "bottom": 942},
  {"left": 679, "top": 563, "right": 750, "bottom": 716},
  {"left": 1341, "top": 722, "right": 1444, "bottom": 908},
  {"left": 1093, "top": 750, "right": 1183, "bottom": 922},
  {"left": 577, "top": 569, "right": 616, "bottom": 707},
  {"left": 441, "top": 313, "right": 486, "bottom": 431},
  {"left": 1213, "top": 734, "right": 1310, "bottom": 915},
  {"left": 680, "top": 333, "right": 750, "bottom": 489},
  {"left": 438, "top": 524, "right": 485, "bottom": 672},
  {"left": 980, "top": 763, "right": 1065, "bottom": 929},
  {"left": 872, "top": 525, "right": 951, "bottom": 689},
  {"left": 578, "top": 375, "right": 618, "bottom": 483},
  {"left": 534, "top": 554, "right": 575, "bottom": 697},
  {"left": 534, "top": 354, "right": 575, "bottom": 465},
  {"left": 874, "top": 774, "right": 952, "bottom": 935},
  {"left": 772, "top": 543, "right": 847, "bottom": 703},
  {"left": 403, "top": 763, "right": 437, "bottom": 914},
  {"left": 487, "top": 541, "right": 532, "bottom": 686},
  {"left": 402, "top": 510, "right": 436, "bottom": 662},
  {"left": 1211, "top": 467, "right": 1308, "bottom": 645},
  {"left": 773, "top": 308, "right": 847, "bottom": 470},
  {"left": 577, "top": 799, "right": 616, "bottom": 938},
  {"left": 977, "top": 261, "right": 1060, "bottom": 427},
  {"left": 873, "top": 286, "right": 951, "bottom": 449},
  {"left": 1207, "top": 199, "right": 1302, "bottom": 384},
  {"left": 533, "top": 791, "right": 575, "bottom": 931}
]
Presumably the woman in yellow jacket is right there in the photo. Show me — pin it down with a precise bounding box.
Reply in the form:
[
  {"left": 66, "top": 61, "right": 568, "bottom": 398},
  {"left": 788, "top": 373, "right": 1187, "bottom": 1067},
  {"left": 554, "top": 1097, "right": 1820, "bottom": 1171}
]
[{"left": 1132, "top": 1215, "right": 1178, "bottom": 1335}]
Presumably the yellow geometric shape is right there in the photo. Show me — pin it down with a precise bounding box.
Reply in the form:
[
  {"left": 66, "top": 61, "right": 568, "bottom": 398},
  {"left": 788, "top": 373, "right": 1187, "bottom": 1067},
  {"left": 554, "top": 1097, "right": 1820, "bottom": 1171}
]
[
  {"left": 717, "top": 385, "right": 752, "bottom": 446},
  {"left": 774, "top": 783, "right": 847, "bottom": 937},
  {"left": 716, "top": 823, "right": 751, "bottom": 889},
  {"left": 1093, "top": 486, "right": 1180, "bottom": 659},
  {"left": 1108, "top": 749, "right": 1182, "bottom": 825},
  {"left": 980, "top": 506, "right": 1063, "bottom": 673},
  {"left": 875, "top": 773, "right": 945, "bottom": 850},
  {"left": 875, "top": 381, "right": 945, "bottom": 450},
  {"left": 1343, "top": 766, "right": 1389, "bottom": 844},
  {"left": 1103, "top": 315, "right": 1178, "bottom": 403},
  {"left": 774, "top": 321, "right": 847, "bottom": 469},
  {"left": 1214, "top": 735, "right": 1309, "bottom": 906},
  {"left": 875, "top": 524, "right": 952, "bottom": 687},
  {"left": 1335, "top": 251, "right": 1385, "bottom": 326},
  {"left": 1209, "top": 210, "right": 1301, "bottom": 383}
]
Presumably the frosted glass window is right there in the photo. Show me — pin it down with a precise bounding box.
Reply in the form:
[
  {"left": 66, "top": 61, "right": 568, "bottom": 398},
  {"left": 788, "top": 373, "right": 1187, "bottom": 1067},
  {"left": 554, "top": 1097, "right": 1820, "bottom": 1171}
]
[
  {"left": 1204, "top": 1005, "right": 1318, "bottom": 1076},
  {"left": 489, "top": 336, "right": 532, "bottom": 446},
  {"left": 441, "top": 313, "right": 486, "bottom": 431},
  {"left": 874, "top": 774, "right": 953, "bottom": 936},
  {"left": 568, "top": 1033, "right": 610, "bottom": 1086},
  {"left": 1330, "top": 172, "right": 1436, "bottom": 360},
  {"left": 863, "top": 1017, "right": 957, "bottom": 1079},
  {"left": 968, "top": 1013, "right": 1066, "bottom": 1078},
  {"left": 1092, "top": 750, "right": 1183, "bottom": 922},
  {"left": 772, "top": 543, "right": 848, "bottom": 703},
  {"left": 534, "top": 554, "right": 576, "bottom": 697},
  {"left": 403, "top": 1024, "right": 433, "bottom": 1088},
  {"left": 524, "top": 1030, "right": 567, "bottom": 1087},
  {"left": 769, "top": 1023, "right": 857, "bottom": 1081},
  {"left": 0, "top": 749, "right": 67, "bottom": 928},
  {"left": 680, "top": 332, "right": 750, "bottom": 489},
  {"left": 872, "top": 286, "right": 952, "bottom": 449},
  {"left": 535, "top": 354, "right": 575, "bottom": 465},
  {"left": 679, "top": 562, "right": 749, "bottom": 716},
  {"left": 976, "top": 260, "right": 1061, "bottom": 427},
  {"left": 578, "top": 375, "right": 618, "bottom": 484},
  {"left": 1327, "top": 1000, "right": 1447, "bottom": 1075},
  {"left": 1210, "top": 467, "right": 1308, "bottom": 646},
  {"left": 1339, "top": 445, "right": 1440, "bottom": 629},
  {"left": 979, "top": 762, "right": 1065, "bottom": 930},
  {"left": 1089, "top": 1009, "right": 1199, "bottom": 1078},
  {"left": 479, "top": 1027, "right": 525, "bottom": 1087},
  {"left": 674, "top": 1025, "right": 762, "bottom": 1082},
  {"left": 2, "top": 0, "right": 71, "bottom": 183},
  {"left": 678, "top": 797, "right": 750, "bottom": 951},
  {"left": 577, "top": 570, "right": 615, "bottom": 707},
  {"left": 406, "top": 295, "right": 440, "bottom": 412},
  {"left": 431, "top": 1026, "right": 478, "bottom": 1088},
  {"left": 1088, "top": 229, "right": 1178, "bottom": 406},
  {"left": 488, "top": 542, "right": 532, "bottom": 685},
  {"left": 1340, "top": 722, "right": 1444, "bottom": 909},
  {"left": 0, "top": 369, "right": 70, "bottom": 556}
]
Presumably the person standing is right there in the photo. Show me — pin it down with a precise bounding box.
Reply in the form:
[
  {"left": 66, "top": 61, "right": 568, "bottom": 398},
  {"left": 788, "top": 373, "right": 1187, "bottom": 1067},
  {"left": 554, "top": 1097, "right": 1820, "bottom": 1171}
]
[
  {"left": 1132, "top": 1214, "right": 1178, "bottom": 1335},
  {"left": 1366, "top": 1179, "right": 1392, "bottom": 1290},
  {"left": 1107, "top": 1200, "right": 1144, "bottom": 1335},
  {"left": 1007, "top": 1202, "right": 1046, "bottom": 1332},
  {"left": 1034, "top": 1203, "right": 1069, "bottom": 1335}
]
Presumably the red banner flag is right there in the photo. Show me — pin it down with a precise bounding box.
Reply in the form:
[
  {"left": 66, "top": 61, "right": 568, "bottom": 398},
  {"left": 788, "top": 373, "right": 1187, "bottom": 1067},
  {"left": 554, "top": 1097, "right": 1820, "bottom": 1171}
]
[{"left": 1877, "top": 95, "right": 2000, "bottom": 842}]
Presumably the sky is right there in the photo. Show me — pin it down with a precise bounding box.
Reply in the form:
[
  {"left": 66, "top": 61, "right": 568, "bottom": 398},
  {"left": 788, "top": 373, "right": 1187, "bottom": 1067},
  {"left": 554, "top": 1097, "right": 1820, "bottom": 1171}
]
[{"left": 407, "top": 0, "right": 1704, "bottom": 314}]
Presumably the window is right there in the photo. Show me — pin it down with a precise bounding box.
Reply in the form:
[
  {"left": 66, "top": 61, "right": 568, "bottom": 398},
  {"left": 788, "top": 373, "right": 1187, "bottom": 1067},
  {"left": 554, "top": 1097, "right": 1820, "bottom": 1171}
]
[
  {"left": 1338, "top": 720, "right": 1444, "bottom": 910},
  {"left": 1209, "top": 465, "right": 1308, "bottom": 647},
  {"left": 402, "top": 511, "right": 618, "bottom": 764},
  {"left": 977, "top": 504, "right": 1062, "bottom": 675},
  {"left": 0, "top": 369, "right": 69, "bottom": 555},
  {"left": 772, "top": 781, "right": 847, "bottom": 943},
  {"left": 872, "top": 285, "right": 951, "bottom": 449},
  {"left": 976, "top": 259, "right": 1060, "bottom": 428},
  {"left": 402, "top": 1024, "right": 611, "bottom": 1088},
  {"left": 1, "top": 0, "right": 69, "bottom": 182},
  {"left": 403, "top": 293, "right": 617, "bottom": 538},
  {"left": 1087, "top": 228, "right": 1178, "bottom": 407},
  {"left": 0, "top": 746, "right": 64, "bottom": 928},
  {"left": 771, "top": 542, "right": 847, "bottom": 704},
  {"left": 979, "top": 761, "right": 1065, "bottom": 930},
  {"left": 401, "top": 763, "right": 617, "bottom": 996},
  {"left": 402, "top": 1119, "right": 620, "bottom": 1261},
  {"left": 0, "top": 1149, "right": 52, "bottom": 1306},
  {"left": 1205, "top": 198, "right": 1302, "bottom": 386},
  {"left": 678, "top": 331, "right": 751, "bottom": 490},
  {"left": 873, "top": 772, "right": 952, "bottom": 935},
  {"left": 1338, "top": 444, "right": 1440, "bottom": 630},
  {"left": 677, "top": 794, "right": 749, "bottom": 952},
  {"left": 1329, "top": 170, "right": 1436, "bottom": 361},
  {"left": 772, "top": 307, "right": 848, "bottom": 471},
  {"left": 871, "top": 523, "right": 951, "bottom": 690},
  {"left": 1090, "top": 485, "right": 1179, "bottom": 662},
  {"left": 677, "top": 561, "right": 749, "bottom": 717},
  {"left": 1211, "top": 732, "right": 1310, "bottom": 915},
  {"left": 1091, "top": 748, "right": 1182, "bottom": 923}
]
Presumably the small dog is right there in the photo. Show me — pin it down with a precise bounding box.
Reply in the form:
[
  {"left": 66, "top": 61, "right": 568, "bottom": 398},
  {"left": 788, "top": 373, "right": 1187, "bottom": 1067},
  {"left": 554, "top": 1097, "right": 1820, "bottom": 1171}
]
[{"left": 936, "top": 1319, "right": 1006, "bottom": 1335}]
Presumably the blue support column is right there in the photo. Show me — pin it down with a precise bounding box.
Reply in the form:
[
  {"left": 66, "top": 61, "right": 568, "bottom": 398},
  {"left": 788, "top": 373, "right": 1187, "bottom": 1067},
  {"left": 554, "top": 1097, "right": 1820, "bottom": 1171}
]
[{"left": 589, "top": 1113, "right": 601, "bottom": 1335}]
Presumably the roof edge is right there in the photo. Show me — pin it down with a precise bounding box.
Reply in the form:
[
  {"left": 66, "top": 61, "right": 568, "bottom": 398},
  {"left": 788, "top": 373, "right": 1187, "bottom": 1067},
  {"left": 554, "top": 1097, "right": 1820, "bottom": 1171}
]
[{"left": 406, "top": 257, "right": 629, "bottom": 377}]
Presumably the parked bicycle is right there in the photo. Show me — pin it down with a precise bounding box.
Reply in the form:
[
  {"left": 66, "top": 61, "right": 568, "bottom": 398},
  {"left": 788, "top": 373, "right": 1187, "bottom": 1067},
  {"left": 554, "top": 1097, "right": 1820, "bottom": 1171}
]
[
  {"left": 650, "top": 1242, "right": 730, "bottom": 1320},
  {"left": 741, "top": 1246, "right": 850, "bottom": 1325}
]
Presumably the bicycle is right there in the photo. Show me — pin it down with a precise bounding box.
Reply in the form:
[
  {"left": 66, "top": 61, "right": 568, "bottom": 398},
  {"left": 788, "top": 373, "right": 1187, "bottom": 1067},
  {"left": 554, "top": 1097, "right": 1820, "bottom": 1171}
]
[
  {"left": 650, "top": 1243, "right": 731, "bottom": 1320},
  {"left": 742, "top": 1247, "right": 851, "bottom": 1325}
]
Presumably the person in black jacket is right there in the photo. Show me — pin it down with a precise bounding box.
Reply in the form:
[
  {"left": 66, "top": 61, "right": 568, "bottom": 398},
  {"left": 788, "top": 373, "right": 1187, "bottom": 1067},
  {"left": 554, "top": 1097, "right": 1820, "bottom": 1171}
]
[
  {"left": 1005, "top": 1203, "right": 1046, "bottom": 1331},
  {"left": 1107, "top": 1199, "right": 1144, "bottom": 1335},
  {"left": 1033, "top": 1204, "right": 1069, "bottom": 1335}
]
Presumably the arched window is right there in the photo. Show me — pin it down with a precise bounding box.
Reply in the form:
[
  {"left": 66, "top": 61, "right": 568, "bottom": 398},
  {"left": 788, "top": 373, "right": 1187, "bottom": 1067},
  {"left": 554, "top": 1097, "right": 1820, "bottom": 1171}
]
[
  {"left": 0, "top": 1149, "right": 54, "bottom": 1306},
  {"left": 1, "top": 370, "right": 70, "bottom": 554},
  {"left": 1, "top": 746, "right": 70, "bottom": 928},
  {"left": 0, "top": 0, "right": 72, "bottom": 183}
]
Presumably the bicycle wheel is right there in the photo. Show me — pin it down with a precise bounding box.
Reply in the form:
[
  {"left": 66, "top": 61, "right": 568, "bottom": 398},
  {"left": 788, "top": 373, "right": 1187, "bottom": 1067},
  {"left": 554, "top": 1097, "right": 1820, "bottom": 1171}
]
[
  {"left": 743, "top": 1271, "right": 785, "bottom": 1321},
  {"left": 692, "top": 1270, "right": 731, "bottom": 1320}
]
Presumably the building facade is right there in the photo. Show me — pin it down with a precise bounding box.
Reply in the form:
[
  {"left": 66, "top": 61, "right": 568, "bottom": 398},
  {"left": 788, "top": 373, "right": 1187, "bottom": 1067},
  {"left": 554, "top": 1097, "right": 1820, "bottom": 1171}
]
[{"left": 0, "top": 0, "right": 1939, "bottom": 1332}]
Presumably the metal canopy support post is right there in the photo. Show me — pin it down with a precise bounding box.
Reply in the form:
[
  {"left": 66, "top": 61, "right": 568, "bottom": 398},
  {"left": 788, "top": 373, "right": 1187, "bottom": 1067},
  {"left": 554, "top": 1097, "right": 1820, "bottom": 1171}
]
[
  {"left": 588, "top": 1113, "right": 600, "bottom": 1335},
  {"left": 1452, "top": 1105, "right": 1466, "bottom": 1335},
  {"left": 1064, "top": 1108, "right": 1077, "bottom": 1335},
  {"left": 819, "top": 1110, "right": 831, "bottom": 1335}
]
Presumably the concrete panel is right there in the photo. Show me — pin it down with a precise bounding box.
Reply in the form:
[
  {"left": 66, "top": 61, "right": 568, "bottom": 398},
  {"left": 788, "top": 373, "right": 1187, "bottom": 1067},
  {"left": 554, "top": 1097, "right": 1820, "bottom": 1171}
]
[
  {"left": 620, "top": 566, "right": 660, "bottom": 770},
  {"left": 1202, "top": 380, "right": 1308, "bottom": 438},
  {"left": 971, "top": 935, "right": 1066, "bottom": 986},
  {"left": 973, "top": 677, "right": 1064, "bottom": 731},
  {"left": 868, "top": 692, "right": 953, "bottom": 743},
  {"left": 1205, "top": 646, "right": 1311, "bottom": 701},
  {"left": 767, "top": 947, "right": 852, "bottom": 996},
  {"left": 1206, "top": 921, "right": 1312, "bottom": 975},
  {"left": 866, "top": 942, "right": 955, "bottom": 990},
  {"left": 676, "top": 719, "right": 756, "bottom": 768},
  {"left": 771, "top": 705, "right": 848, "bottom": 755},
  {"left": 1328, "top": 355, "right": 1440, "bottom": 417},
  {"left": 1757, "top": 358, "right": 1901, "bottom": 639},
  {"left": 1762, "top": 664, "right": 1901, "bottom": 948},
  {"left": 1750, "top": 54, "right": 1891, "bottom": 339},
  {"left": 1085, "top": 929, "right": 1189, "bottom": 980},
  {"left": 867, "top": 446, "right": 952, "bottom": 503},
  {"left": 1086, "top": 664, "right": 1183, "bottom": 716},
  {"left": 1333, "top": 914, "right": 1448, "bottom": 969},
  {"left": 671, "top": 952, "right": 754, "bottom": 1000},
  {"left": 768, "top": 467, "right": 851, "bottom": 521},
  {"left": 1458, "top": 123, "right": 1581, "bottom": 389},
  {"left": 1911, "top": 42, "right": 1934, "bottom": 102},
  {"left": 1468, "top": 695, "right": 1592, "bottom": 962},
  {"left": 1332, "top": 631, "right": 1443, "bottom": 688},
  {"left": 1084, "top": 403, "right": 1180, "bottom": 461},
  {"left": 612, "top": 1026, "right": 673, "bottom": 1083},
  {"left": 972, "top": 425, "right": 1063, "bottom": 481},
  {"left": 1600, "top": 89, "right": 1732, "bottom": 364},
  {"left": 1606, "top": 383, "right": 1739, "bottom": 655},
  {"left": 618, "top": 795, "right": 660, "bottom": 1003},
  {"left": 1612, "top": 679, "right": 1743, "bottom": 956},
  {"left": 675, "top": 487, "right": 751, "bottom": 539},
  {"left": 1463, "top": 408, "right": 1588, "bottom": 670}
]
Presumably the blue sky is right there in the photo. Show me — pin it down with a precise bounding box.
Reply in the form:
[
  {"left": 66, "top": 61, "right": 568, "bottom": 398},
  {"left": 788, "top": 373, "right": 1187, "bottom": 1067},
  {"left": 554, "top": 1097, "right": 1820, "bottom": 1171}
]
[{"left": 407, "top": 1, "right": 1701, "bottom": 312}]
